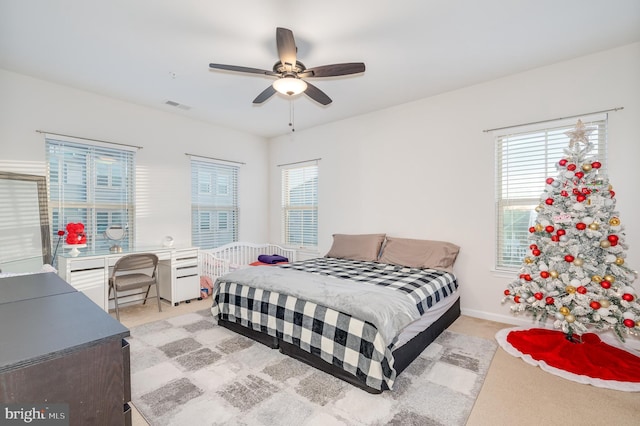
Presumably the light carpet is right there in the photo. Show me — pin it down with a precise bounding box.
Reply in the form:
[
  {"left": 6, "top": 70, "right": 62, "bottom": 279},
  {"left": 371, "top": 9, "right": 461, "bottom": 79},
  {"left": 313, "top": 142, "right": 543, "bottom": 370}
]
[{"left": 129, "top": 309, "right": 497, "bottom": 426}]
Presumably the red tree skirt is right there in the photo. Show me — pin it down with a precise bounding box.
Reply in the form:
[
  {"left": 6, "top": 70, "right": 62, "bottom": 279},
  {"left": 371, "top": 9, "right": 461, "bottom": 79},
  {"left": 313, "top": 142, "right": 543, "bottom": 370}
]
[{"left": 495, "top": 327, "right": 640, "bottom": 392}]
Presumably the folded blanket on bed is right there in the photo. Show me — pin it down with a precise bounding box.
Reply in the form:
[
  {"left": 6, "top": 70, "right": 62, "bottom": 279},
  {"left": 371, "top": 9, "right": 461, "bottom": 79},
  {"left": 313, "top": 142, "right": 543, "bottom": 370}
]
[{"left": 257, "top": 254, "right": 289, "bottom": 264}]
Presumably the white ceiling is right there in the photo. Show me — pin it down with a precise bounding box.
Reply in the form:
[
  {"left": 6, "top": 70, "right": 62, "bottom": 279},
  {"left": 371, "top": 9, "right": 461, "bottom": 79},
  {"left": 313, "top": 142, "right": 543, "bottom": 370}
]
[{"left": 2, "top": 1, "right": 640, "bottom": 138}]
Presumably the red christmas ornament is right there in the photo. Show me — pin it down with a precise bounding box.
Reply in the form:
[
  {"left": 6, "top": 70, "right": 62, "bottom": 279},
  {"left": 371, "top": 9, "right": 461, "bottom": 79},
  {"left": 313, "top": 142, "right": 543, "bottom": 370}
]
[
  {"left": 545, "top": 198, "right": 554, "bottom": 205},
  {"left": 532, "top": 249, "right": 541, "bottom": 256},
  {"left": 564, "top": 255, "right": 575, "bottom": 263},
  {"left": 592, "top": 161, "right": 601, "bottom": 169},
  {"left": 610, "top": 190, "right": 616, "bottom": 198},
  {"left": 575, "top": 171, "right": 584, "bottom": 179},
  {"left": 607, "top": 235, "right": 619, "bottom": 243},
  {"left": 623, "top": 319, "right": 635, "bottom": 328},
  {"left": 601, "top": 281, "right": 612, "bottom": 289},
  {"left": 577, "top": 286, "right": 587, "bottom": 294},
  {"left": 504, "top": 289, "right": 511, "bottom": 296},
  {"left": 534, "top": 292, "right": 544, "bottom": 300},
  {"left": 529, "top": 226, "right": 536, "bottom": 233},
  {"left": 560, "top": 190, "right": 569, "bottom": 197},
  {"left": 567, "top": 164, "right": 577, "bottom": 171},
  {"left": 576, "top": 194, "right": 586, "bottom": 202},
  {"left": 572, "top": 188, "right": 581, "bottom": 195},
  {"left": 530, "top": 244, "right": 538, "bottom": 250},
  {"left": 589, "top": 301, "right": 601, "bottom": 310},
  {"left": 545, "top": 225, "right": 554, "bottom": 233},
  {"left": 545, "top": 296, "right": 554, "bottom": 305},
  {"left": 559, "top": 159, "right": 568, "bottom": 166},
  {"left": 581, "top": 188, "right": 591, "bottom": 194},
  {"left": 576, "top": 223, "right": 587, "bottom": 230},
  {"left": 622, "top": 293, "right": 635, "bottom": 302},
  {"left": 514, "top": 296, "right": 521, "bottom": 303},
  {"left": 524, "top": 274, "right": 532, "bottom": 282},
  {"left": 551, "top": 235, "right": 559, "bottom": 242},
  {"left": 540, "top": 271, "right": 550, "bottom": 279},
  {"left": 546, "top": 178, "right": 554, "bottom": 184},
  {"left": 557, "top": 229, "right": 566, "bottom": 236}
]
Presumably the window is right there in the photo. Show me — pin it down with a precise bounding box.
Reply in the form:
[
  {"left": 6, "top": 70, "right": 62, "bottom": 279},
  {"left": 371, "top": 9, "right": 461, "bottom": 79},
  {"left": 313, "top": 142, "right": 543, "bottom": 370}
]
[
  {"left": 46, "top": 136, "right": 136, "bottom": 253},
  {"left": 495, "top": 116, "right": 607, "bottom": 269},
  {"left": 282, "top": 163, "right": 318, "bottom": 248},
  {"left": 191, "top": 159, "right": 238, "bottom": 249}
]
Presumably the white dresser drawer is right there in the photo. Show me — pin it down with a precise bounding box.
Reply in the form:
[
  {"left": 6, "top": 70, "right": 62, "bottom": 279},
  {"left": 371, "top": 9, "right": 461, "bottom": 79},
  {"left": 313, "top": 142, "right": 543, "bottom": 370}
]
[
  {"left": 172, "top": 249, "right": 198, "bottom": 265},
  {"left": 69, "top": 268, "right": 106, "bottom": 309},
  {"left": 175, "top": 265, "right": 198, "bottom": 279},
  {"left": 69, "top": 258, "right": 105, "bottom": 271}
]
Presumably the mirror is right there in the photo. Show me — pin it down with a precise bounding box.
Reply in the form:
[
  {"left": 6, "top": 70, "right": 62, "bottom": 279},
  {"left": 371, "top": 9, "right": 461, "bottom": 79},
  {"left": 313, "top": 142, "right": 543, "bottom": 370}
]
[
  {"left": 0, "top": 172, "right": 51, "bottom": 273},
  {"left": 104, "top": 225, "right": 126, "bottom": 253}
]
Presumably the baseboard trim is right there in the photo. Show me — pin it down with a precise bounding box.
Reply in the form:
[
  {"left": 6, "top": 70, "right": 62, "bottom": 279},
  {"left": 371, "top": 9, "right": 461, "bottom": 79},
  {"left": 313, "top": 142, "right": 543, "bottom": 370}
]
[{"left": 460, "top": 308, "right": 550, "bottom": 328}]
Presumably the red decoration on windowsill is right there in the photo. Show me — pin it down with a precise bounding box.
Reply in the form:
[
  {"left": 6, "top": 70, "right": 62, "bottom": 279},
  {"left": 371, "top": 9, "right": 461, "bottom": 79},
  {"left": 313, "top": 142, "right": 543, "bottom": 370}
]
[{"left": 65, "top": 222, "right": 87, "bottom": 245}]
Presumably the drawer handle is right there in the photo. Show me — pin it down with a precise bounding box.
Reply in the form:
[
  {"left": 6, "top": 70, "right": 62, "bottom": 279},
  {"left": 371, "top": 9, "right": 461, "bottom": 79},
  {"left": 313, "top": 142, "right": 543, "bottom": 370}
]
[
  {"left": 177, "top": 274, "right": 199, "bottom": 279},
  {"left": 71, "top": 267, "right": 105, "bottom": 272}
]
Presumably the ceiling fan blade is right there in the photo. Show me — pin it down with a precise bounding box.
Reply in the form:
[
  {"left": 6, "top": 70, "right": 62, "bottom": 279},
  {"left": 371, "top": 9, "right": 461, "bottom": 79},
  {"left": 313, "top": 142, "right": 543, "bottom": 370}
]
[
  {"left": 299, "top": 62, "right": 366, "bottom": 78},
  {"left": 304, "top": 82, "right": 332, "bottom": 105},
  {"left": 209, "top": 63, "right": 278, "bottom": 76},
  {"left": 276, "top": 27, "right": 297, "bottom": 68},
  {"left": 253, "top": 85, "right": 277, "bottom": 104}
]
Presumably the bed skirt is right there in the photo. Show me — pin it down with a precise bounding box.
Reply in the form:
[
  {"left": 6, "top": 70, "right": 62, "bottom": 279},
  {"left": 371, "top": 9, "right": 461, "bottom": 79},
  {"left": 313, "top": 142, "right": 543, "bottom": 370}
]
[{"left": 217, "top": 297, "right": 461, "bottom": 393}]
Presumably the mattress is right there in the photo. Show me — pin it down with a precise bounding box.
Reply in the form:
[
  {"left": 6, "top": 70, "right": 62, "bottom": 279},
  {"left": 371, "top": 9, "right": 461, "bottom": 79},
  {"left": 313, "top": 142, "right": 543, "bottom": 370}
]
[{"left": 393, "top": 292, "right": 460, "bottom": 349}]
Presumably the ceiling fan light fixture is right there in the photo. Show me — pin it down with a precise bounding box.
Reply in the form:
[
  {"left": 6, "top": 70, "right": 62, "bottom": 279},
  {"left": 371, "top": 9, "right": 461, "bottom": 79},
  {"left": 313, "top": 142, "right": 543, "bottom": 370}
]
[
  {"left": 273, "top": 77, "right": 307, "bottom": 96},
  {"left": 209, "top": 28, "right": 363, "bottom": 105}
]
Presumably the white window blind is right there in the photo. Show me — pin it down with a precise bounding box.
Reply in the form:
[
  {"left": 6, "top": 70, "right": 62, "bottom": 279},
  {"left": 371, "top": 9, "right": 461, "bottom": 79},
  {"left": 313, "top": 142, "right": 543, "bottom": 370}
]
[
  {"left": 46, "top": 136, "right": 136, "bottom": 254},
  {"left": 191, "top": 159, "right": 238, "bottom": 249},
  {"left": 282, "top": 163, "right": 318, "bottom": 248},
  {"left": 495, "top": 115, "right": 607, "bottom": 269}
]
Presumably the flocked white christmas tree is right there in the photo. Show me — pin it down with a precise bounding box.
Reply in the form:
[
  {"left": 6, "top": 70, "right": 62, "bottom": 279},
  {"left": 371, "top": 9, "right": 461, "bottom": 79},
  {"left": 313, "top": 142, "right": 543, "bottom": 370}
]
[{"left": 503, "top": 120, "right": 639, "bottom": 341}]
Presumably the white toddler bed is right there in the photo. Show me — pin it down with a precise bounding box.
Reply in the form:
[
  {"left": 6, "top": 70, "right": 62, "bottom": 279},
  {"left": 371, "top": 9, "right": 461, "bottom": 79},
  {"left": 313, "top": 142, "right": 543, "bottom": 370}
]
[{"left": 199, "top": 242, "right": 297, "bottom": 282}]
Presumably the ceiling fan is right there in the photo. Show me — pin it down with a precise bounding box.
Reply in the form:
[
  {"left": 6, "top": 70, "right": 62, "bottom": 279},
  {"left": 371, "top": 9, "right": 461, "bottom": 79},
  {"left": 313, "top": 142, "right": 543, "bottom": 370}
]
[{"left": 209, "top": 27, "right": 365, "bottom": 106}]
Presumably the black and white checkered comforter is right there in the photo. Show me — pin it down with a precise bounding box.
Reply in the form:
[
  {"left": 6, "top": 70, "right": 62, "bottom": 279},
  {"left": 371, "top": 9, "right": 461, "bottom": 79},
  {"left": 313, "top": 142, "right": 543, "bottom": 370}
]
[{"left": 213, "top": 257, "right": 458, "bottom": 390}]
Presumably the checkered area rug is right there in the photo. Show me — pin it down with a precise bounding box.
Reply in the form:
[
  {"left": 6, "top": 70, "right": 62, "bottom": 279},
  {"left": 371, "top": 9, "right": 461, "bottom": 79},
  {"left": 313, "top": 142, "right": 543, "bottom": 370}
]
[{"left": 129, "top": 310, "right": 497, "bottom": 426}]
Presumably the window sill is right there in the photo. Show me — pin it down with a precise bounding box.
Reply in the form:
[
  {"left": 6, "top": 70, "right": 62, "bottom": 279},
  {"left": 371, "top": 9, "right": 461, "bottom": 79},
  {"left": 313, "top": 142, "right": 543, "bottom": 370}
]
[{"left": 294, "top": 248, "right": 320, "bottom": 261}]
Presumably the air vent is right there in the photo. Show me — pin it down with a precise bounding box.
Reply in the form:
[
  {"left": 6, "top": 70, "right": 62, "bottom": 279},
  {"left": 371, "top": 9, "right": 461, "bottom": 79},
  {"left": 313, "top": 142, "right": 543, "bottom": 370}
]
[{"left": 164, "top": 100, "right": 191, "bottom": 111}]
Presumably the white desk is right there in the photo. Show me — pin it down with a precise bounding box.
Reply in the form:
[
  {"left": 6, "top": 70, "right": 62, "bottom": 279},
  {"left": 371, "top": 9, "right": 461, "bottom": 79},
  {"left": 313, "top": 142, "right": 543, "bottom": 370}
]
[{"left": 57, "top": 246, "right": 199, "bottom": 312}]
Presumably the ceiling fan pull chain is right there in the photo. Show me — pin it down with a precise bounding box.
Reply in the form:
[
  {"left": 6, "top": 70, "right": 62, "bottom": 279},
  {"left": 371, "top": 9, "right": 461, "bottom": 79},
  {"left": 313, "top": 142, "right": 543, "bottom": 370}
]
[{"left": 289, "top": 100, "right": 295, "bottom": 132}]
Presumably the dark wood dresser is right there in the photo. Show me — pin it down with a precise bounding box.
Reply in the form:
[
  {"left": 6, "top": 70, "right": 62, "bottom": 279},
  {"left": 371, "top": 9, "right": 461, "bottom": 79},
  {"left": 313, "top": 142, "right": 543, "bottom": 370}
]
[{"left": 0, "top": 272, "right": 131, "bottom": 425}]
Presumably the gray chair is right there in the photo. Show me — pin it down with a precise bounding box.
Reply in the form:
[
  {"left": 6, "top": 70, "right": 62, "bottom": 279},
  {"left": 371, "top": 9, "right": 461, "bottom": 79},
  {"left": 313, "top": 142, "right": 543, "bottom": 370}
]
[{"left": 108, "top": 253, "right": 162, "bottom": 320}]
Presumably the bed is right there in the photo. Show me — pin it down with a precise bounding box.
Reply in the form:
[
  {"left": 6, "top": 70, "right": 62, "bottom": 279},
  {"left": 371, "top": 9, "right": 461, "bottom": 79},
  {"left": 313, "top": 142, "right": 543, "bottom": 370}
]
[{"left": 209, "top": 234, "right": 461, "bottom": 393}]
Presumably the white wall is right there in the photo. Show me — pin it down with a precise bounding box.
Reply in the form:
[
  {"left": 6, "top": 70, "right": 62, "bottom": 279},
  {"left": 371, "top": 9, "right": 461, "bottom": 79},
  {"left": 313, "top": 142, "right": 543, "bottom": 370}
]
[
  {"left": 2, "top": 42, "right": 638, "bottom": 325},
  {"left": 268, "top": 42, "right": 640, "bottom": 326},
  {"left": 0, "top": 69, "right": 269, "bottom": 248}
]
